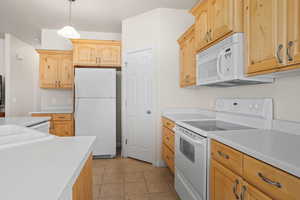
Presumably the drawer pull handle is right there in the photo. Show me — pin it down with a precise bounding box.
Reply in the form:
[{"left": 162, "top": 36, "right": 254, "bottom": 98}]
[
  {"left": 232, "top": 179, "right": 240, "bottom": 200},
  {"left": 240, "top": 185, "right": 247, "bottom": 200},
  {"left": 258, "top": 172, "right": 282, "bottom": 188},
  {"left": 217, "top": 150, "right": 230, "bottom": 159}
]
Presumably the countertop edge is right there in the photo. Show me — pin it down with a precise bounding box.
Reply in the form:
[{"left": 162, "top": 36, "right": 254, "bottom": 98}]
[{"left": 209, "top": 135, "right": 300, "bottom": 178}]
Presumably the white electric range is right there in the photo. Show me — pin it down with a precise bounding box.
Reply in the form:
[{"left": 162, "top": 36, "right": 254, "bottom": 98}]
[{"left": 174, "top": 98, "right": 273, "bottom": 200}]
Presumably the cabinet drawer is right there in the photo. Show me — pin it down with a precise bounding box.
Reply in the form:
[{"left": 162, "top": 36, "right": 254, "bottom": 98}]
[
  {"left": 162, "top": 117, "right": 175, "bottom": 130},
  {"left": 244, "top": 155, "right": 300, "bottom": 200},
  {"left": 31, "top": 113, "right": 53, "bottom": 119},
  {"left": 163, "top": 145, "right": 174, "bottom": 173},
  {"left": 163, "top": 127, "right": 175, "bottom": 152},
  {"left": 53, "top": 114, "right": 72, "bottom": 121},
  {"left": 211, "top": 140, "right": 243, "bottom": 176}
]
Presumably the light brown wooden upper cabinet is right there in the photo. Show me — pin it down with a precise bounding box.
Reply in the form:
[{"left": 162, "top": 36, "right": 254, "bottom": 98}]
[
  {"left": 246, "top": 0, "right": 300, "bottom": 75},
  {"left": 191, "top": 0, "right": 243, "bottom": 52},
  {"left": 287, "top": 0, "right": 300, "bottom": 66},
  {"left": 71, "top": 39, "right": 121, "bottom": 67},
  {"left": 178, "top": 25, "right": 196, "bottom": 88},
  {"left": 245, "top": 0, "right": 284, "bottom": 74},
  {"left": 193, "top": 1, "right": 210, "bottom": 50},
  {"left": 37, "top": 50, "right": 73, "bottom": 89}
]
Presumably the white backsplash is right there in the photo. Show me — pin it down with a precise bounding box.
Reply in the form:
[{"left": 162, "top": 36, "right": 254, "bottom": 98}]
[{"left": 40, "top": 89, "right": 73, "bottom": 111}]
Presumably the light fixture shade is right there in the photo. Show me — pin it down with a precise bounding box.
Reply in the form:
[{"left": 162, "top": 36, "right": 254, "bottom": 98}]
[{"left": 57, "top": 25, "right": 80, "bottom": 39}]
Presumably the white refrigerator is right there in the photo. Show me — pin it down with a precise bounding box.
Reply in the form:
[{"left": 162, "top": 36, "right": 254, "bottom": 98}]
[{"left": 75, "top": 68, "right": 116, "bottom": 157}]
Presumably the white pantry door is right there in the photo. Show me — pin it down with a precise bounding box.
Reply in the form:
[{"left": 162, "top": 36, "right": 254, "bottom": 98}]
[{"left": 124, "top": 49, "right": 155, "bottom": 163}]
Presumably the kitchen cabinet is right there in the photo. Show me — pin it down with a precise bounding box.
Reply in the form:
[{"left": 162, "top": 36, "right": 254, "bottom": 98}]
[
  {"left": 193, "top": 1, "right": 210, "bottom": 50},
  {"left": 191, "top": 0, "right": 243, "bottom": 52},
  {"left": 246, "top": 0, "right": 300, "bottom": 75},
  {"left": 287, "top": 0, "right": 300, "bottom": 66},
  {"left": 244, "top": 0, "right": 283, "bottom": 74},
  {"left": 37, "top": 50, "right": 73, "bottom": 89},
  {"left": 178, "top": 25, "right": 196, "bottom": 87},
  {"left": 31, "top": 113, "right": 74, "bottom": 137},
  {"left": 71, "top": 39, "right": 121, "bottom": 67},
  {"left": 210, "top": 159, "right": 243, "bottom": 200},
  {"left": 162, "top": 117, "right": 175, "bottom": 173},
  {"left": 210, "top": 140, "right": 300, "bottom": 200},
  {"left": 73, "top": 154, "right": 93, "bottom": 200}
]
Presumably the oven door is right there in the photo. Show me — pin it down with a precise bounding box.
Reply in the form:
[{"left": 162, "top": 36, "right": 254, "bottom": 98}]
[{"left": 175, "top": 129, "right": 207, "bottom": 200}]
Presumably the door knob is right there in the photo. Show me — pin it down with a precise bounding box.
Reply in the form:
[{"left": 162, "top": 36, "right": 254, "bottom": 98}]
[{"left": 147, "top": 110, "right": 152, "bottom": 114}]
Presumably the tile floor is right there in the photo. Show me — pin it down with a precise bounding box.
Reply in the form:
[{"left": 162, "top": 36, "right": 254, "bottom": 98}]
[{"left": 92, "top": 157, "right": 180, "bottom": 200}]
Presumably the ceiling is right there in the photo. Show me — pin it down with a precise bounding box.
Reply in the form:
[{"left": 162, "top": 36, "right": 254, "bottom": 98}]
[{"left": 0, "top": 0, "right": 198, "bottom": 45}]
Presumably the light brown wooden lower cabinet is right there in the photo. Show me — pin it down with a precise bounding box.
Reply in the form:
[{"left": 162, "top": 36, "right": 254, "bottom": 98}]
[
  {"left": 210, "top": 159, "right": 271, "bottom": 200},
  {"left": 31, "top": 113, "right": 74, "bottom": 137},
  {"left": 211, "top": 140, "right": 300, "bottom": 200},
  {"left": 162, "top": 117, "right": 175, "bottom": 174},
  {"left": 73, "top": 154, "right": 93, "bottom": 200}
]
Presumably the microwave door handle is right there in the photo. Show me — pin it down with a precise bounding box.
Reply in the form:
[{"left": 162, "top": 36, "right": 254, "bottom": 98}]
[{"left": 217, "top": 51, "right": 226, "bottom": 79}]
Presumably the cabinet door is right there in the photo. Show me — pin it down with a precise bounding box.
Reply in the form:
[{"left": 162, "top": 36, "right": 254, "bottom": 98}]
[
  {"left": 209, "top": 0, "right": 234, "bottom": 41},
  {"left": 73, "top": 44, "right": 97, "bottom": 66},
  {"left": 73, "top": 154, "right": 93, "bottom": 200},
  {"left": 58, "top": 54, "right": 73, "bottom": 89},
  {"left": 195, "top": 1, "right": 210, "bottom": 51},
  {"left": 242, "top": 182, "right": 272, "bottom": 200},
  {"left": 287, "top": 0, "right": 300, "bottom": 65},
  {"left": 210, "top": 159, "right": 242, "bottom": 200},
  {"left": 245, "top": 0, "right": 283, "bottom": 74},
  {"left": 179, "top": 41, "right": 189, "bottom": 87},
  {"left": 40, "top": 54, "right": 59, "bottom": 88},
  {"left": 97, "top": 45, "right": 121, "bottom": 67},
  {"left": 186, "top": 33, "right": 196, "bottom": 86},
  {"left": 53, "top": 121, "right": 73, "bottom": 137}
]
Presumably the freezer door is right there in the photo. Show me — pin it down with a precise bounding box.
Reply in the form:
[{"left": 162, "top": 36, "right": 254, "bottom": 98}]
[
  {"left": 75, "top": 98, "right": 116, "bottom": 156},
  {"left": 75, "top": 68, "right": 116, "bottom": 98}
]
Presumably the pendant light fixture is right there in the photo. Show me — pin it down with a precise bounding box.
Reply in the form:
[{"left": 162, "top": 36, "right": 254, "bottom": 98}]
[{"left": 57, "top": 0, "right": 80, "bottom": 39}]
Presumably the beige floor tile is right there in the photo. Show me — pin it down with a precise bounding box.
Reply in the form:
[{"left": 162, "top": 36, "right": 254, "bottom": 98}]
[
  {"left": 125, "top": 172, "right": 145, "bottom": 182},
  {"left": 148, "top": 193, "right": 179, "bottom": 200},
  {"left": 146, "top": 182, "right": 173, "bottom": 193},
  {"left": 124, "top": 181, "right": 148, "bottom": 196},
  {"left": 93, "top": 175, "right": 103, "bottom": 185},
  {"left": 93, "top": 184, "right": 101, "bottom": 198},
  {"left": 98, "top": 196, "right": 124, "bottom": 200},
  {"left": 103, "top": 172, "right": 124, "bottom": 184},
  {"left": 125, "top": 194, "right": 150, "bottom": 200},
  {"left": 100, "top": 183, "right": 124, "bottom": 197},
  {"left": 93, "top": 167, "right": 105, "bottom": 175}
]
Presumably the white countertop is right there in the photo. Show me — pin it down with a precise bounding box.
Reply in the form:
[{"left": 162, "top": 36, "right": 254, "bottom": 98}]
[
  {"left": 162, "top": 108, "right": 215, "bottom": 122},
  {"left": 0, "top": 117, "right": 51, "bottom": 127},
  {"left": 30, "top": 109, "right": 73, "bottom": 114},
  {"left": 209, "top": 129, "right": 300, "bottom": 178},
  {"left": 0, "top": 131, "right": 95, "bottom": 200}
]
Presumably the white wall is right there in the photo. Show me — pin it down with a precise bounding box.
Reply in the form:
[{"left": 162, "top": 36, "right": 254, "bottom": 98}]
[
  {"left": 4, "top": 33, "right": 39, "bottom": 116},
  {"left": 41, "top": 29, "right": 121, "bottom": 50},
  {"left": 0, "top": 38, "right": 5, "bottom": 112},
  {"left": 0, "top": 39, "right": 4, "bottom": 76}
]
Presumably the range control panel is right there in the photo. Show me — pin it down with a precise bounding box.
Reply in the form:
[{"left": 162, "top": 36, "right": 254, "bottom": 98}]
[{"left": 215, "top": 98, "right": 273, "bottom": 119}]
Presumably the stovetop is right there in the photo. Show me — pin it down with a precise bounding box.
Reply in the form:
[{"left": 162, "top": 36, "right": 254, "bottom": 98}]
[{"left": 183, "top": 120, "right": 254, "bottom": 132}]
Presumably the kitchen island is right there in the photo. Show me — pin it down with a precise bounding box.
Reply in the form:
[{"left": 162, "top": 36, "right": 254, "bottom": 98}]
[
  {"left": 0, "top": 125, "right": 95, "bottom": 200},
  {"left": 0, "top": 116, "right": 51, "bottom": 127}
]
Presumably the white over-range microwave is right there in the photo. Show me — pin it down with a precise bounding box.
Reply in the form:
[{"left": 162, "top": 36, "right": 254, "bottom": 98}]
[{"left": 196, "top": 33, "right": 274, "bottom": 87}]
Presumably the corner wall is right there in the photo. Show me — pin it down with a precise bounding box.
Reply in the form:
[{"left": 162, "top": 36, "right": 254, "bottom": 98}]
[{"left": 4, "top": 33, "right": 39, "bottom": 116}]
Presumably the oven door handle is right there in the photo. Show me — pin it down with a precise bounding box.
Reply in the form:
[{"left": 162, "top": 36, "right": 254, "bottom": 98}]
[{"left": 177, "top": 131, "right": 207, "bottom": 146}]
